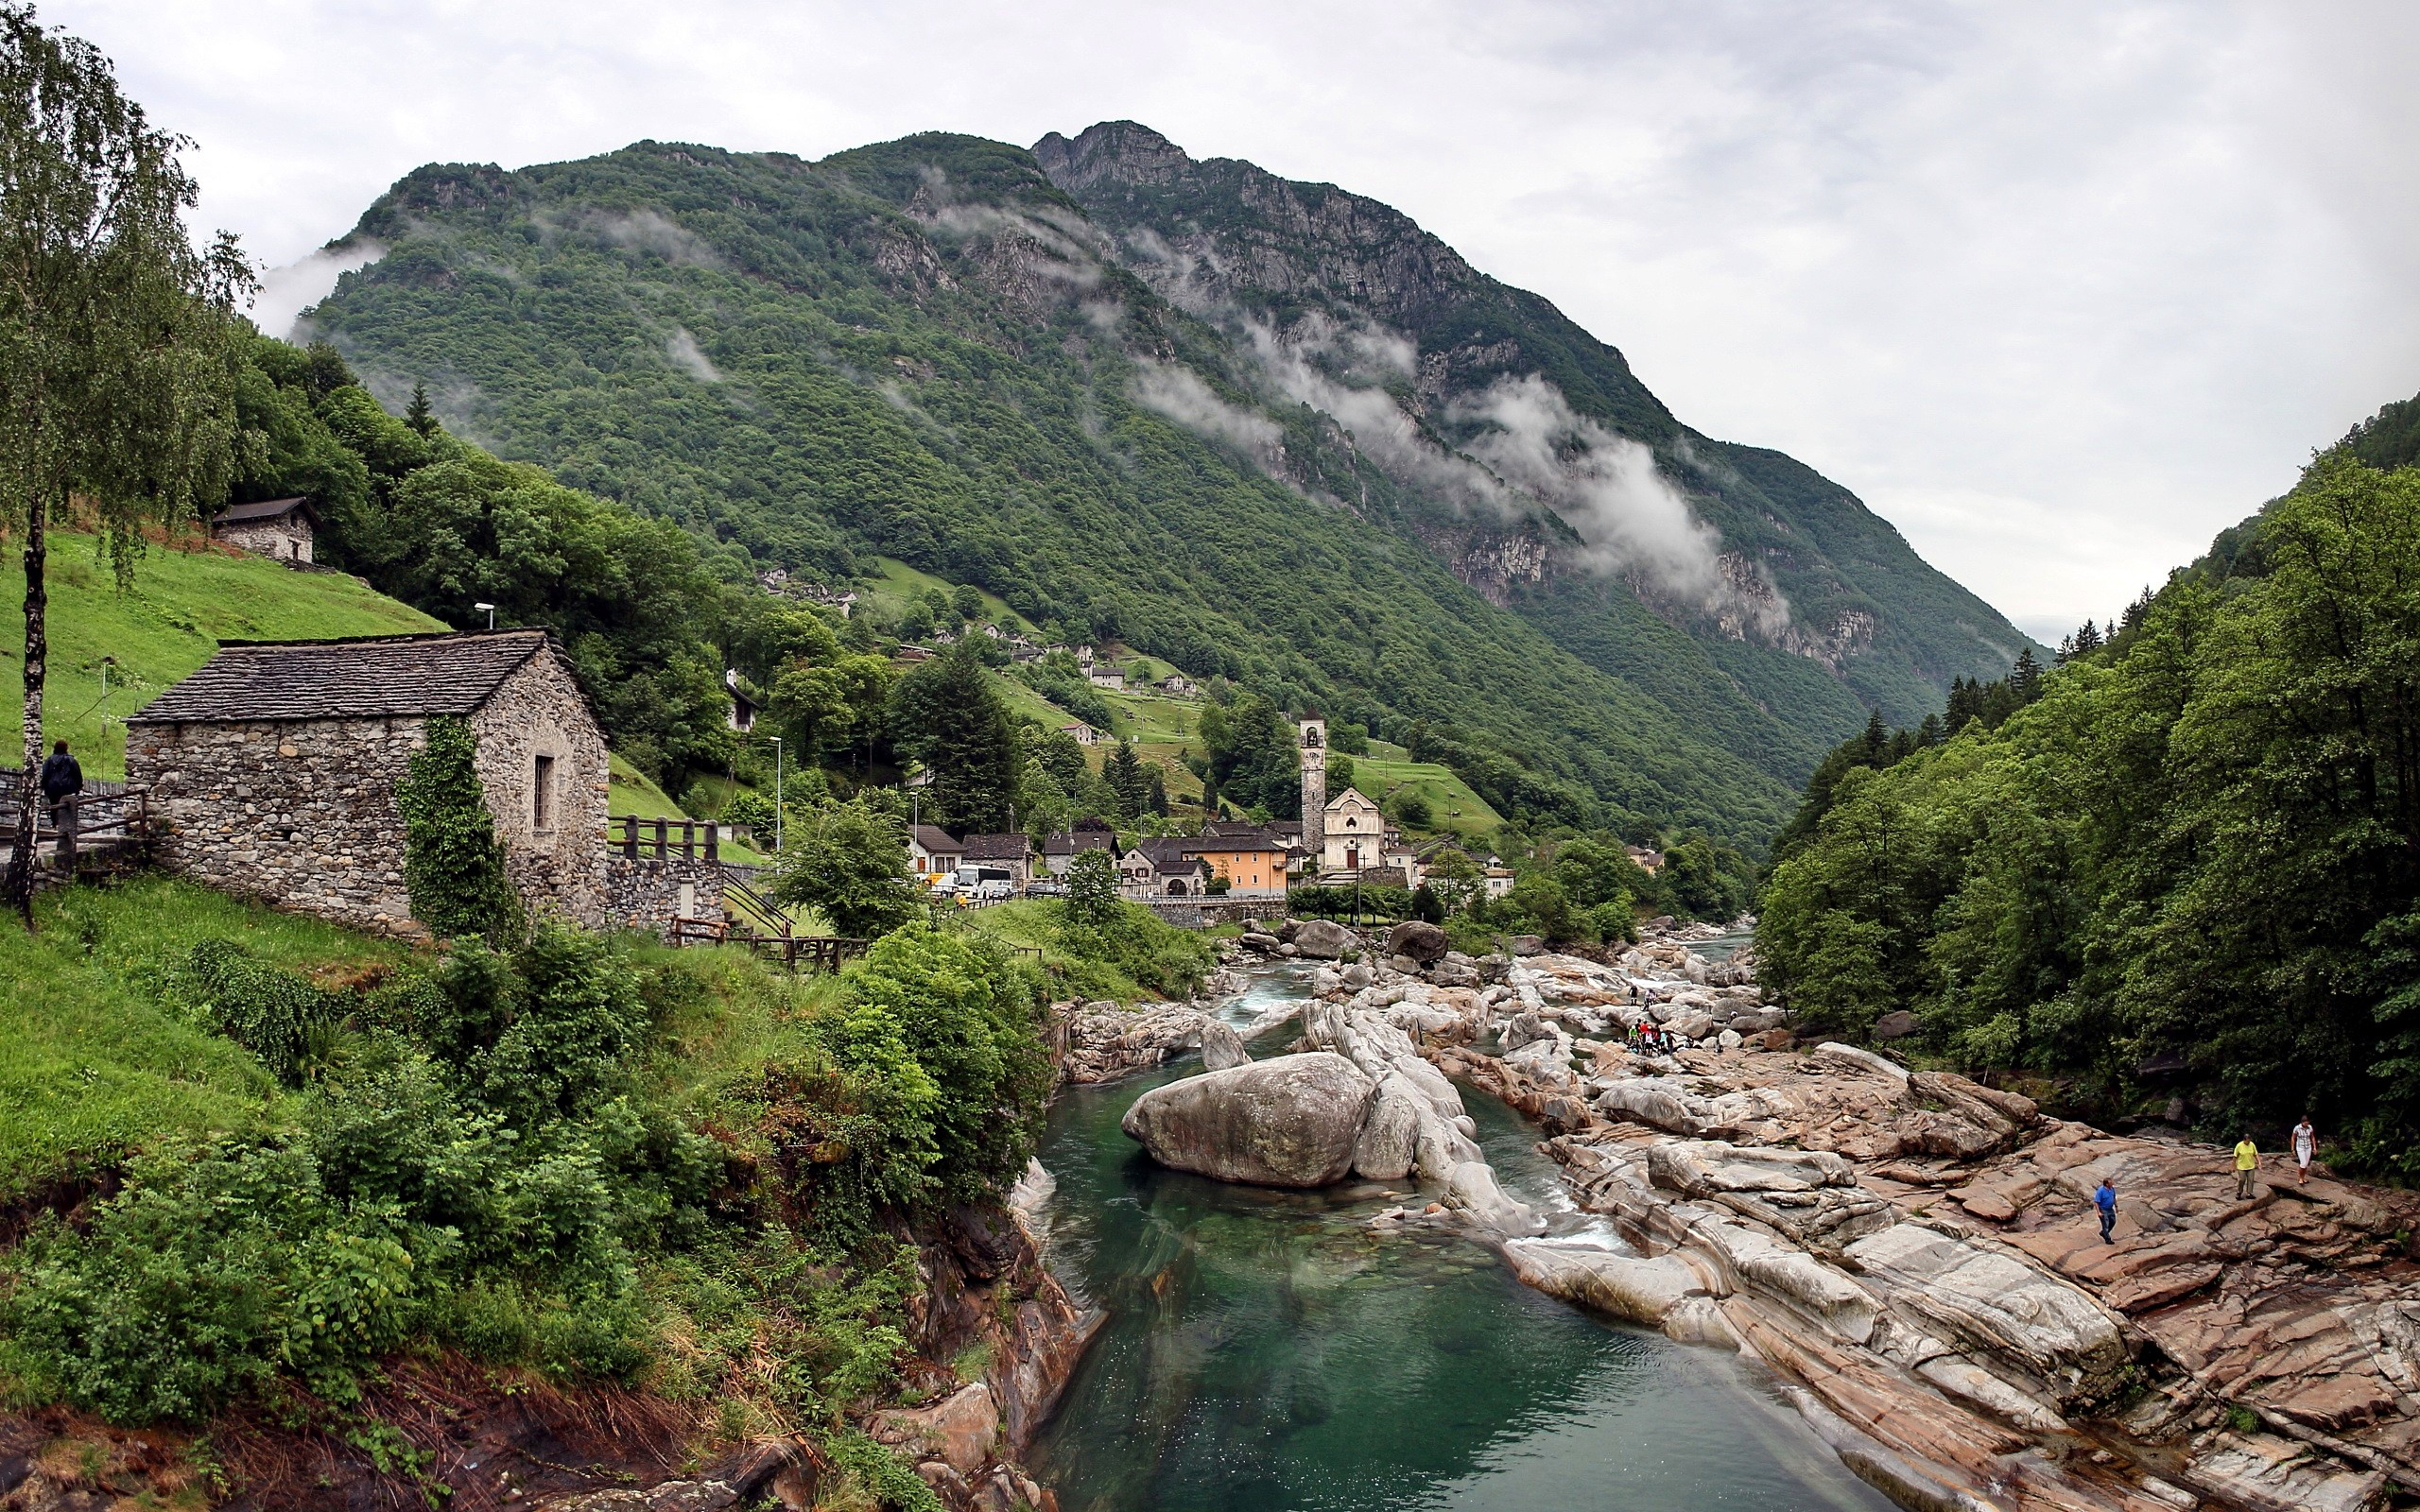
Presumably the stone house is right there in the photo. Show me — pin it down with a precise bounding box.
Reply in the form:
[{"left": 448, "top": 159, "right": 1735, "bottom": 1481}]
[
  {"left": 1119, "top": 836, "right": 1212, "bottom": 898},
  {"left": 1039, "top": 816, "right": 1119, "bottom": 877},
  {"left": 1059, "top": 721, "right": 1100, "bottom": 747},
  {"left": 959, "top": 832, "right": 1034, "bottom": 885},
  {"left": 127, "top": 629, "right": 609, "bottom": 935},
  {"left": 1626, "top": 844, "right": 1666, "bottom": 875},
  {"left": 211, "top": 497, "right": 317, "bottom": 563},
  {"left": 1087, "top": 663, "right": 1125, "bottom": 692}
]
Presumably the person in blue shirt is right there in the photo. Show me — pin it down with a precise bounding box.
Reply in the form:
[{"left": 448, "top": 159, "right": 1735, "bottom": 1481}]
[{"left": 2094, "top": 1177, "right": 2118, "bottom": 1244}]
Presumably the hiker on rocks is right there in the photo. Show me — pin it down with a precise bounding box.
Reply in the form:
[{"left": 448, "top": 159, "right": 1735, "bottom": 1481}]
[
  {"left": 2095, "top": 1177, "right": 2118, "bottom": 1244},
  {"left": 2234, "top": 1135, "right": 2260, "bottom": 1200},
  {"left": 38, "top": 739, "right": 80, "bottom": 823},
  {"left": 2293, "top": 1117, "right": 2317, "bottom": 1184}
]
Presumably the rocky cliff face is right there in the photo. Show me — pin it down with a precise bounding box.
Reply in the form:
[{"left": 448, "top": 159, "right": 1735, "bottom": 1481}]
[{"left": 1036, "top": 119, "right": 2033, "bottom": 720}]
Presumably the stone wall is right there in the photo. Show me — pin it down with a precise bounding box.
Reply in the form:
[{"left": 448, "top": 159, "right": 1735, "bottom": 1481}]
[
  {"left": 129, "top": 714, "right": 424, "bottom": 933},
  {"left": 214, "top": 519, "right": 312, "bottom": 563},
  {"left": 604, "top": 854, "right": 751, "bottom": 937},
  {"left": 470, "top": 650, "right": 610, "bottom": 928}
]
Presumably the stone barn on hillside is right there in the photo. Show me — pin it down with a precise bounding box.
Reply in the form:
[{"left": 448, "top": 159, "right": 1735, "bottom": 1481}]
[
  {"left": 211, "top": 497, "right": 317, "bottom": 562},
  {"left": 127, "top": 629, "right": 609, "bottom": 935}
]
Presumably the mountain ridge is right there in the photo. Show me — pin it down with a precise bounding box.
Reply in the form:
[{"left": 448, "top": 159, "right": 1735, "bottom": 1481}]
[{"left": 303, "top": 123, "right": 2031, "bottom": 845}]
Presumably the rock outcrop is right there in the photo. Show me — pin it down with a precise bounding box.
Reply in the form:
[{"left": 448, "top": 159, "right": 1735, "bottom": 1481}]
[
  {"left": 1120, "top": 1053, "right": 1375, "bottom": 1186},
  {"left": 1442, "top": 1015, "right": 2420, "bottom": 1512},
  {"left": 1057, "top": 1000, "right": 1209, "bottom": 1084}
]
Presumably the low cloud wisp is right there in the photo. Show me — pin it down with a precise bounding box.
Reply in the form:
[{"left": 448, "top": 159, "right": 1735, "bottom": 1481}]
[{"left": 251, "top": 240, "right": 385, "bottom": 341}]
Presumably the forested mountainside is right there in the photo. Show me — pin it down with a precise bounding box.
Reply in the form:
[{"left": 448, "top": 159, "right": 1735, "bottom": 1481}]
[
  {"left": 302, "top": 123, "right": 2029, "bottom": 846},
  {"left": 1759, "top": 386, "right": 2420, "bottom": 1168}
]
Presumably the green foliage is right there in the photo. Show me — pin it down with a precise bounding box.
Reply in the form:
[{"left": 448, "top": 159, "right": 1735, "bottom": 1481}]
[
  {"left": 1065, "top": 848, "right": 1117, "bottom": 926},
  {"left": 1200, "top": 692, "right": 1297, "bottom": 816},
  {"left": 723, "top": 790, "right": 776, "bottom": 833},
  {"left": 890, "top": 646, "right": 1019, "bottom": 833},
  {"left": 769, "top": 798, "right": 922, "bottom": 939},
  {"left": 182, "top": 939, "right": 337, "bottom": 1085},
  {"left": 392, "top": 716, "right": 524, "bottom": 943},
  {"left": 769, "top": 926, "right": 1048, "bottom": 1241},
  {"left": 1762, "top": 450, "right": 2420, "bottom": 1163},
  {"left": 1327, "top": 752, "right": 1356, "bottom": 795},
  {"left": 229, "top": 335, "right": 736, "bottom": 791}
]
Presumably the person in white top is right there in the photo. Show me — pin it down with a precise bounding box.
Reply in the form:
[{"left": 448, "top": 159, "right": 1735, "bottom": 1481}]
[{"left": 2292, "top": 1117, "right": 2317, "bottom": 1184}]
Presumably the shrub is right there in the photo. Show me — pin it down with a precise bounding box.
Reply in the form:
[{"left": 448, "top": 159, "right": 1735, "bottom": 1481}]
[
  {"left": 182, "top": 939, "right": 338, "bottom": 1084},
  {"left": 1065, "top": 848, "right": 1117, "bottom": 926},
  {"left": 769, "top": 799, "right": 921, "bottom": 939}
]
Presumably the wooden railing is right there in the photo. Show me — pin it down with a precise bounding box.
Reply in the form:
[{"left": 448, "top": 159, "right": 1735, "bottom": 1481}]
[
  {"left": 611, "top": 814, "right": 719, "bottom": 862},
  {"left": 0, "top": 788, "right": 150, "bottom": 870}
]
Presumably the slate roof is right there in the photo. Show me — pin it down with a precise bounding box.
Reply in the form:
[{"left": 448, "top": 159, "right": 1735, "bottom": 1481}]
[
  {"left": 130, "top": 630, "right": 553, "bottom": 725},
  {"left": 1126, "top": 835, "right": 1210, "bottom": 873},
  {"left": 214, "top": 496, "right": 315, "bottom": 525},
  {"left": 1042, "top": 819, "right": 1118, "bottom": 856},
  {"left": 1189, "top": 824, "right": 1288, "bottom": 854},
  {"left": 960, "top": 833, "right": 1032, "bottom": 863},
  {"left": 909, "top": 825, "right": 962, "bottom": 853}
]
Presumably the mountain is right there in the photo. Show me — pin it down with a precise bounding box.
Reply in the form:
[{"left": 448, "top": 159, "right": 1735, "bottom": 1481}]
[{"left": 301, "top": 123, "right": 2030, "bottom": 846}]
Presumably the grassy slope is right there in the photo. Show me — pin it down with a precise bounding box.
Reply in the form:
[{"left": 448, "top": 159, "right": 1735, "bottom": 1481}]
[
  {"left": 1344, "top": 753, "right": 1504, "bottom": 845},
  {"left": 0, "top": 877, "right": 406, "bottom": 1198},
  {"left": 0, "top": 533, "right": 441, "bottom": 780}
]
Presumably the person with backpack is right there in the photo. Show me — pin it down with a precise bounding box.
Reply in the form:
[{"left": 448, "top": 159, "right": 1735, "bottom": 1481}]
[{"left": 38, "top": 739, "right": 81, "bottom": 823}]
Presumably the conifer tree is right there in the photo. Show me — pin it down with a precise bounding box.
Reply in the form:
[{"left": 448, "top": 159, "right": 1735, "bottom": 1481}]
[{"left": 405, "top": 380, "right": 436, "bottom": 437}]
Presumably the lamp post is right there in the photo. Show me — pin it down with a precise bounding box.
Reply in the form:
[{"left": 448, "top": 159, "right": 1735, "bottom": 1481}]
[
  {"left": 473, "top": 601, "right": 495, "bottom": 630},
  {"left": 768, "top": 735, "right": 784, "bottom": 852}
]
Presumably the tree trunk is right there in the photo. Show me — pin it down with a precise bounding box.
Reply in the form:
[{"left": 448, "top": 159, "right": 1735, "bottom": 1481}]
[{"left": 7, "top": 493, "right": 46, "bottom": 922}]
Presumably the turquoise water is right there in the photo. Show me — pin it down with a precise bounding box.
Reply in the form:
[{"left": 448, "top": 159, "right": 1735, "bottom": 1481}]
[{"left": 1027, "top": 971, "right": 1892, "bottom": 1512}]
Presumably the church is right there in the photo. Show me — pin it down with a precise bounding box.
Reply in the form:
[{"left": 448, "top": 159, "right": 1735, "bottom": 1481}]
[{"left": 1297, "top": 715, "right": 1407, "bottom": 881}]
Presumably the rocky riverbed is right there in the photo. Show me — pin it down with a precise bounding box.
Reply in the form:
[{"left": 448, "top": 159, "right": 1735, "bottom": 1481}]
[{"left": 1097, "top": 918, "right": 2420, "bottom": 1512}]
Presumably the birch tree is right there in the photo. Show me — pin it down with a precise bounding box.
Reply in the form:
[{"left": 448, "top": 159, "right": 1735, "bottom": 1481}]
[{"left": 0, "top": 5, "right": 249, "bottom": 916}]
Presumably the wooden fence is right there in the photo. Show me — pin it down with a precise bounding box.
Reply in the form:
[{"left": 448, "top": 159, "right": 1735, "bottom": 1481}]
[
  {"left": 0, "top": 786, "right": 149, "bottom": 871},
  {"left": 611, "top": 814, "right": 723, "bottom": 863}
]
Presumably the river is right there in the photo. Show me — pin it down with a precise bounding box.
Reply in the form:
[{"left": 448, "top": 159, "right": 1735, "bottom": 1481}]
[{"left": 1027, "top": 968, "right": 1893, "bottom": 1512}]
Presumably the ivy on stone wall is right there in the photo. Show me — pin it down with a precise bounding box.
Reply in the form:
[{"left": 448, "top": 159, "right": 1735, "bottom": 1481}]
[{"left": 394, "top": 717, "right": 524, "bottom": 943}]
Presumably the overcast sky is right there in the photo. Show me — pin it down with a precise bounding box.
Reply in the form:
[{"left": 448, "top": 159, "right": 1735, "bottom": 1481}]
[{"left": 55, "top": 0, "right": 2420, "bottom": 642}]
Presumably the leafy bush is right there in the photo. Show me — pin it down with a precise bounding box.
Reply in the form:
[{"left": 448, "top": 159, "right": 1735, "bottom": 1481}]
[
  {"left": 182, "top": 938, "right": 337, "bottom": 1084},
  {"left": 1065, "top": 848, "right": 1117, "bottom": 926},
  {"left": 393, "top": 717, "right": 524, "bottom": 944},
  {"left": 769, "top": 798, "right": 922, "bottom": 939}
]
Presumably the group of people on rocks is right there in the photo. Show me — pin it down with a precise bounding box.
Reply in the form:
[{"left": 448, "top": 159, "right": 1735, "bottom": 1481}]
[
  {"left": 2092, "top": 1115, "right": 2322, "bottom": 1244},
  {"left": 1627, "top": 1020, "right": 1686, "bottom": 1056}
]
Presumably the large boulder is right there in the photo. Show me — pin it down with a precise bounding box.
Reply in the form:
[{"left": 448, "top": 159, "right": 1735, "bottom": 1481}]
[
  {"left": 1351, "top": 1074, "right": 1426, "bottom": 1180},
  {"left": 1292, "top": 919, "right": 1356, "bottom": 959},
  {"left": 1121, "top": 1053, "right": 1374, "bottom": 1187},
  {"left": 1386, "top": 919, "right": 1449, "bottom": 965},
  {"left": 1505, "top": 934, "right": 1547, "bottom": 957},
  {"left": 1198, "top": 1020, "right": 1251, "bottom": 1072}
]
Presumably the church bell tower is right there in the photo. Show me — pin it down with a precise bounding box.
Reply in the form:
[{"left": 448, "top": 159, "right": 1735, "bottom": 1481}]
[{"left": 1299, "top": 716, "right": 1326, "bottom": 878}]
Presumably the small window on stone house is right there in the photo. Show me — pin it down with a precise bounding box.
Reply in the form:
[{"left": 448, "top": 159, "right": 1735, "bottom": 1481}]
[{"left": 533, "top": 753, "right": 556, "bottom": 832}]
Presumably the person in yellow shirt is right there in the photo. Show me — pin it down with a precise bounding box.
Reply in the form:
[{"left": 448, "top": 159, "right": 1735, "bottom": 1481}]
[{"left": 2234, "top": 1136, "right": 2259, "bottom": 1200}]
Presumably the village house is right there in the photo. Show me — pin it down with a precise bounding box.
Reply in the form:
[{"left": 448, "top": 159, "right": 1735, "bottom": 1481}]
[
  {"left": 1039, "top": 816, "right": 1119, "bottom": 877},
  {"left": 1485, "top": 865, "right": 1516, "bottom": 900},
  {"left": 1626, "top": 844, "right": 1666, "bottom": 875},
  {"left": 959, "top": 832, "right": 1034, "bottom": 886},
  {"left": 723, "top": 670, "right": 759, "bottom": 734},
  {"left": 1321, "top": 786, "right": 1387, "bottom": 874},
  {"left": 1059, "top": 720, "right": 1101, "bottom": 747},
  {"left": 1118, "top": 835, "right": 1213, "bottom": 898},
  {"left": 894, "top": 644, "right": 936, "bottom": 663},
  {"left": 908, "top": 824, "right": 963, "bottom": 885},
  {"left": 127, "top": 629, "right": 609, "bottom": 934},
  {"left": 1086, "top": 663, "right": 1125, "bottom": 692},
  {"left": 211, "top": 497, "right": 317, "bottom": 563},
  {"left": 1180, "top": 822, "right": 1289, "bottom": 900},
  {"left": 1157, "top": 673, "right": 1198, "bottom": 697}
]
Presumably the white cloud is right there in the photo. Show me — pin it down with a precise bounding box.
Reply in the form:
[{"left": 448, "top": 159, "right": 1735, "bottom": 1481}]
[
  {"left": 250, "top": 240, "right": 382, "bottom": 340},
  {"left": 61, "top": 0, "right": 2420, "bottom": 638},
  {"left": 1128, "top": 361, "right": 1279, "bottom": 454},
  {"left": 666, "top": 326, "right": 721, "bottom": 382}
]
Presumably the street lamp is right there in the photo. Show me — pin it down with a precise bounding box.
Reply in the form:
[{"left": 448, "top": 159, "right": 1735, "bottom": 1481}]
[
  {"left": 473, "top": 602, "right": 495, "bottom": 630},
  {"left": 767, "top": 735, "right": 784, "bottom": 852}
]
